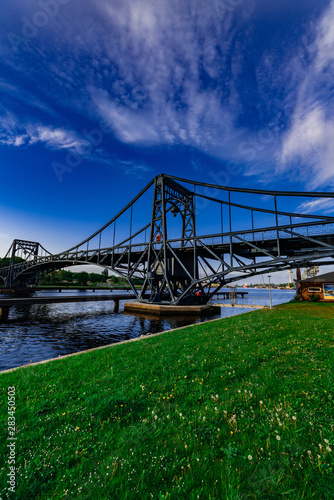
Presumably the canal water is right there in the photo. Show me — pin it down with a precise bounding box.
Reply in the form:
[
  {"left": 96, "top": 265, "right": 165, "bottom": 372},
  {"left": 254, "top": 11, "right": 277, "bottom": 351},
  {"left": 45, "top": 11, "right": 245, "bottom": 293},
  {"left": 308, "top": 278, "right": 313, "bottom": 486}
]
[{"left": 0, "top": 288, "right": 295, "bottom": 371}]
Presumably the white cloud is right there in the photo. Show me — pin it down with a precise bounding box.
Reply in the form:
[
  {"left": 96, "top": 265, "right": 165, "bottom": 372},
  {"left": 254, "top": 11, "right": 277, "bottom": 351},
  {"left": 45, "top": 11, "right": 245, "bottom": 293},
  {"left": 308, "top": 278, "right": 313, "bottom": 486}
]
[
  {"left": 280, "top": 1, "right": 334, "bottom": 188},
  {"left": 314, "top": 1, "right": 334, "bottom": 72},
  {"left": 4, "top": 0, "right": 334, "bottom": 188},
  {"left": 0, "top": 112, "right": 91, "bottom": 155},
  {"left": 33, "top": 126, "right": 89, "bottom": 152},
  {"left": 85, "top": 0, "right": 248, "bottom": 157},
  {"left": 119, "top": 161, "right": 155, "bottom": 177},
  {"left": 296, "top": 197, "right": 334, "bottom": 215},
  {"left": 1, "top": 0, "right": 251, "bottom": 164},
  {"left": 281, "top": 107, "right": 334, "bottom": 187},
  {"left": 91, "top": 89, "right": 161, "bottom": 145}
]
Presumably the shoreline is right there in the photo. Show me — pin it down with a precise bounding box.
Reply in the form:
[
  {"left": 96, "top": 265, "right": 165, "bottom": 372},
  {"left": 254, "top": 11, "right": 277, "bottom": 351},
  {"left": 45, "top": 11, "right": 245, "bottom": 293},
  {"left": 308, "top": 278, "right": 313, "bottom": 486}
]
[
  {"left": 1, "top": 303, "right": 333, "bottom": 499},
  {"left": 0, "top": 309, "right": 253, "bottom": 375}
]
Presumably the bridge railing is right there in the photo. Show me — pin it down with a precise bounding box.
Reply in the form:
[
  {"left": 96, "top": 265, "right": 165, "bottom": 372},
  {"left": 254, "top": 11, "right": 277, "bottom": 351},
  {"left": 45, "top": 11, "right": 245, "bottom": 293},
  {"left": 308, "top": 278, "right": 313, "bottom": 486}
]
[
  {"left": 2, "top": 219, "right": 334, "bottom": 279},
  {"left": 61, "top": 219, "right": 334, "bottom": 258}
]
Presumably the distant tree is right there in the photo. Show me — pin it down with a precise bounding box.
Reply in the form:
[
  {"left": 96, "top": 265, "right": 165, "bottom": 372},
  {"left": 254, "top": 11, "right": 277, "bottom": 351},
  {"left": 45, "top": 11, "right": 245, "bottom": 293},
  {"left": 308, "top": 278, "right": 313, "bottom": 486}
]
[
  {"left": 101, "top": 268, "right": 109, "bottom": 282},
  {"left": 39, "top": 272, "right": 57, "bottom": 284},
  {"left": 57, "top": 270, "right": 68, "bottom": 282},
  {"left": 89, "top": 273, "right": 103, "bottom": 283},
  {"left": 60, "top": 270, "right": 74, "bottom": 282},
  {"left": 76, "top": 272, "right": 89, "bottom": 286},
  {"left": 0, "top": 257, "right": 25, "bottom": 268},
  {"left": 132, "top": 277, "right": 144, "bottom": 285}
]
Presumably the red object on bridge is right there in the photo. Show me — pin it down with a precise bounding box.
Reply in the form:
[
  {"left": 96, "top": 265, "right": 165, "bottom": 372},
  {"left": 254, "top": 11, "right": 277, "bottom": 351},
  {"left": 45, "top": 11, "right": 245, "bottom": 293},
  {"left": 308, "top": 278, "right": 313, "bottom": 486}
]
[{"left": 156, "top": 234, "right": 162, "bottom": 242}]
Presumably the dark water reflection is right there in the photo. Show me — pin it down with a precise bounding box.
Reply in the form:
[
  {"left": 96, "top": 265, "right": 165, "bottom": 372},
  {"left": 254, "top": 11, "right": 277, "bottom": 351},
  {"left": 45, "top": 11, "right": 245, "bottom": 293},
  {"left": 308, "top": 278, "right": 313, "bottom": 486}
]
[{"left": 0, "top": 289, "right": 294, "bottom": 371}]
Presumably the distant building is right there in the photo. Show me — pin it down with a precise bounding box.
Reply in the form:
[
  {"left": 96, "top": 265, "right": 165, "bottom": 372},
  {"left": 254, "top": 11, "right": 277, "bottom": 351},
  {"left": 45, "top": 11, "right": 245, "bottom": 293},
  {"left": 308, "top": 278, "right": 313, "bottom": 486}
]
[{"left": 298, "top": 271, "right": 334, "bottom": 301}]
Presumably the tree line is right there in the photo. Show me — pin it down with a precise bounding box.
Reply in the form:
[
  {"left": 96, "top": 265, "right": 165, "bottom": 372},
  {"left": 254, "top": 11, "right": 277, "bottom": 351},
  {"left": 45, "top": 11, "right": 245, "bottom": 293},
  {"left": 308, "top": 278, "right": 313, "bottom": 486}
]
[
  {"left": 0, "top": 257, "right": 25, "bottom": 268},
  {"left": 38, "top": 269, "right": 142, "bottom": 286}
]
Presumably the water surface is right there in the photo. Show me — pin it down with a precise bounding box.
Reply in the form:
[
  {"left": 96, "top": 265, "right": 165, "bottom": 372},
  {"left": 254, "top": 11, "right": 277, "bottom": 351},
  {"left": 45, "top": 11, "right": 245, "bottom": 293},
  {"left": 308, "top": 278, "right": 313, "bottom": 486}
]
[{"left": 0, "top": 288, "right": 294, "bottom": 371}]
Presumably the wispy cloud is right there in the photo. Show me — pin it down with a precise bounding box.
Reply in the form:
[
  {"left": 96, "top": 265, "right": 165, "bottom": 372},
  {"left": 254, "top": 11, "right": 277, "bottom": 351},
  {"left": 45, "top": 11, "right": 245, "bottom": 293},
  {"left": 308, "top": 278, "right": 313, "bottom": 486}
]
[
  {"left": 117, "top": 160, "right": 155, "bottom": 178},
  {"left": 280, "top": 0, "right": 334, "bottom": 188},
  {"left": 86, "top": 0, "right": 248, "bottom": 157},
  {"left": 1, "top": 0, "right": 251, "bottom": 162},
  {"left": 0, "top": 111, "right": 91, "bottom": 155},
  {"left": 1, "top": 0, "right": 333, "bottom": 188},
  {"left": 296, "top": 198, "right": 334, "bottom": 215}
]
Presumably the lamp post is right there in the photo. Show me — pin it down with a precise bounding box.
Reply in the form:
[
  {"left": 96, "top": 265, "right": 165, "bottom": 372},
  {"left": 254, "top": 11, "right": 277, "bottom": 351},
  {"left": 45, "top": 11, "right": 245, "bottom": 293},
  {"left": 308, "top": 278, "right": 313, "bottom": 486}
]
[{"left": 268, "top": 275, "right": 272, "bottom": 309}]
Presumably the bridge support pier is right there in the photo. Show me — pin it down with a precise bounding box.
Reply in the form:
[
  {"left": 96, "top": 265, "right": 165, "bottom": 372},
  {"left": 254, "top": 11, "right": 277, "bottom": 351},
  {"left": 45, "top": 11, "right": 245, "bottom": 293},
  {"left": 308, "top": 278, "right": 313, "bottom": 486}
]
[
  {"left": 124, "top": 301, "right": 216, "bottom": 317},
  {"left": 0, "top": 306, "right": 10, "bottom": 322},
  {"left": 113, "top": 299, "right": 119, "bottom": 313}
]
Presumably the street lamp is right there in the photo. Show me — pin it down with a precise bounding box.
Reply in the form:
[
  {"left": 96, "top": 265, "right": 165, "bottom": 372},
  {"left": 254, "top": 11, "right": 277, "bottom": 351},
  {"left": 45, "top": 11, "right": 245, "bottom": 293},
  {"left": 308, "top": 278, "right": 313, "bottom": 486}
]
[{"left": 268, "top": 275, "right": 272, "bottom": 309}]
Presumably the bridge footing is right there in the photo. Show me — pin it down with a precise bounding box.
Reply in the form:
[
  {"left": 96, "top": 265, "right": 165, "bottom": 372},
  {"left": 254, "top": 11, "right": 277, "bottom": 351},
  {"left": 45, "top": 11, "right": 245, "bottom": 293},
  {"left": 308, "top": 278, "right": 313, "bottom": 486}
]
[
  {"left": 0, "top": 306, "right": 9, "bottom": 322},
  {"left": 124, "top": 301, "right": 216, "bottom": 316}
]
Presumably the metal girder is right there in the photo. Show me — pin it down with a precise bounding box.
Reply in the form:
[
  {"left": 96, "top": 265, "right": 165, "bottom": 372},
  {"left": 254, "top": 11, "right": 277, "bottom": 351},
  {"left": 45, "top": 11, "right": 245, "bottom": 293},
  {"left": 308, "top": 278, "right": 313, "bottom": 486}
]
[
  {"left": 138, "top": 174, "right": 198, "bottom": 304},
  {"left": 0, "top": 239, "right": 51, "bottom": 287},
  {"left": 1, "top": 174, "right": 334, "bottom": 304}
]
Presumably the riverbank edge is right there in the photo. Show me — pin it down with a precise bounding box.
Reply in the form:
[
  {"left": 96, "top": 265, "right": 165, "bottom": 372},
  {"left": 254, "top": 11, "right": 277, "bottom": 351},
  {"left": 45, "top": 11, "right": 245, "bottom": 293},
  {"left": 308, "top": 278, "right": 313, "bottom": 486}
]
[
  {"left": 0, "top": 307, "right": 255, "bottom": 375},
  {"left": 1, "top": 302, "right": 333, "bottom": 499}
]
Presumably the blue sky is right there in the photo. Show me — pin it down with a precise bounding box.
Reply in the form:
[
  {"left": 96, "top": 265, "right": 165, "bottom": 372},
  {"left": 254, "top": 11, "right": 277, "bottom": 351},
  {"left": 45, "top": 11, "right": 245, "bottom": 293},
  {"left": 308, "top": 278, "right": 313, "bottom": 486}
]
[{"left": 1, "top": 0, "right": 334, "bottom": 276}]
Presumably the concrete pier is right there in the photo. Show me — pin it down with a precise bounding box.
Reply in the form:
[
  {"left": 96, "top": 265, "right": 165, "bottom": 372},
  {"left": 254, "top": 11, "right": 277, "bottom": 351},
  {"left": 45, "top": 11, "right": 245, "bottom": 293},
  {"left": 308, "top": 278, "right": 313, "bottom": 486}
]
[
  {"left": 0, "top": 306, "right": 9, "bottom": 322},
  {"left": 124, "top": 301, "right": 217, "bottom": 316},
  {"left": 0, "top": 294, "right": 139, "bottom": 322}
]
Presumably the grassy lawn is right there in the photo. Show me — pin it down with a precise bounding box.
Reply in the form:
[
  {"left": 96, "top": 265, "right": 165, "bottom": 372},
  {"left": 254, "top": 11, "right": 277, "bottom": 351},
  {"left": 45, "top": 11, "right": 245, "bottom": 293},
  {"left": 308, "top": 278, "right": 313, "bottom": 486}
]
[{"left": 1, "top": 303, "right": 333, "bottom": 499}]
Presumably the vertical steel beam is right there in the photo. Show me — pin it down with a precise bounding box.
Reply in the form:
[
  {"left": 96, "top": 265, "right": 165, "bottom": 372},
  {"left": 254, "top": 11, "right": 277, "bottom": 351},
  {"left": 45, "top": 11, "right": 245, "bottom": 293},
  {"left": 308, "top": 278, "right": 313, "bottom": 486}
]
[
  {"left": 112, "top": 220, "right": 116, "bottom": 268},
  {"left": 229, "top": 192, "right": 233, "bottom": 267},
  {"left": 193, "top": 197, "right": 197, "bottom": 280},
  {"left": 221, "top": 203, "right": 223, "bottom": 243},
  {"left": 139, "top": 178, "right": 158, "bottom": 299},
  {"left": 9, "top": 240, "right": 17, "bottom": 288},
  {"left": 98, "top": 232, "right": 101, "bottom": 264},
  {"left": 274, "top": 195, "right": 281, "bottom": 257},
  {"left": 128, "top": 204, "right": 133, "bottom": 277},
  {"left": 161, "top": 176, "right": 174, "bottom": 301}
]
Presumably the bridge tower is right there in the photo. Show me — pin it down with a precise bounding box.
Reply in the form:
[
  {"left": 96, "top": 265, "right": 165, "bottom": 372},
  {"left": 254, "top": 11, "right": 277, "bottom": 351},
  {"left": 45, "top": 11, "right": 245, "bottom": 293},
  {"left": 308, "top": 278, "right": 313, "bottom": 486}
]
[
  {"left": 4, "top": 240, "right": 42, "bottom": 288},
  {"left": 139, "top": 175, "right": 199, "bottom": 304}
]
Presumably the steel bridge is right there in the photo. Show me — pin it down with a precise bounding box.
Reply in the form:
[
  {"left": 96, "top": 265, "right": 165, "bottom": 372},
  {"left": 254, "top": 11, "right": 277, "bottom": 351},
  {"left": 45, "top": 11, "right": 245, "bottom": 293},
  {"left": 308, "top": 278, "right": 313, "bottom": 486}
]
[{"left": 1, "top": 173, "right": 334, "bottom": 305}]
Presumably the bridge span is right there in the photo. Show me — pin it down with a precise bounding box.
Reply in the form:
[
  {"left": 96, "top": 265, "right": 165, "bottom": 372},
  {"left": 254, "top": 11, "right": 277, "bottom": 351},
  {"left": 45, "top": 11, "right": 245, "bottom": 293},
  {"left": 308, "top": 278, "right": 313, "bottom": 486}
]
[
  {"left": 1, "top": 174, "right": 334, "bottom": 305},
  {"left": 0, "top": 293, "right": 139, "bottom": 322}
]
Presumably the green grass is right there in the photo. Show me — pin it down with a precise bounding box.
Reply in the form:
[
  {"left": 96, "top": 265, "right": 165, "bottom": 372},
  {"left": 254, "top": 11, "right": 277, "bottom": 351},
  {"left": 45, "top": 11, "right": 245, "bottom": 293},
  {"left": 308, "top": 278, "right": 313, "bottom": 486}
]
[{"left": 1, "top": 303, "right": 334, "bottom": 499}]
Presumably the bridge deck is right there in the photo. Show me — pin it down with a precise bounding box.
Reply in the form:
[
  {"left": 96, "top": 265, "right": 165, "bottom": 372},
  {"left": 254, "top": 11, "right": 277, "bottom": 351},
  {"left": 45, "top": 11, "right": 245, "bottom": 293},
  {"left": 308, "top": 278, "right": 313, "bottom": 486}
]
[
  {"left": 0, "top": 286, "right": 130, "bottom": 294},
  {"left": 0, "top": 293, "right": 137, "bottom": 308}
]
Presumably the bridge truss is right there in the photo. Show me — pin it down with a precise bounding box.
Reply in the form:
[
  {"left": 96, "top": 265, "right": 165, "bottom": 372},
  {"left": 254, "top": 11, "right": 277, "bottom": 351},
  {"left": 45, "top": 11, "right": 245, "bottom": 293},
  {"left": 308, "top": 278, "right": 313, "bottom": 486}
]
[{"left": 1, "top": 174, "right": 334, "bottom": 305}]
